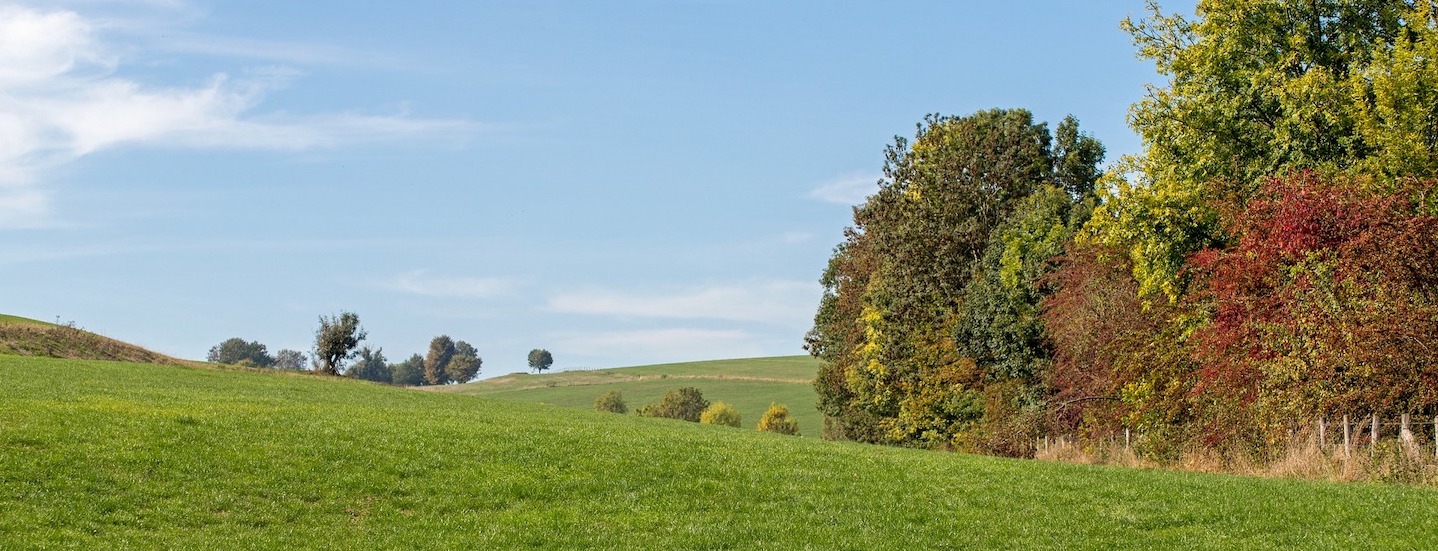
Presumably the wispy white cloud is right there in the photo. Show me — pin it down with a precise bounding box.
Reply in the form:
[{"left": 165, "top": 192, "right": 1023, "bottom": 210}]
[
  {"left": 555, "top": 328, "right": 765, "bottom": 365},
  {"left": 0, "top": 4, "right": 471, "bottom": 229},
  {"left": 808, "top": 171, "right": 880, "bottom": 205},
  {"left": 390, "top": 271, "right": 517, "bottom": 300},
  {"left": 548, "top": 280, "right": 820, "bottom": 326}
]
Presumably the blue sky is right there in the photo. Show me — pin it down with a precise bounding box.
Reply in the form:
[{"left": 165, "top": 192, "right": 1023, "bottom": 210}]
[{"left": 1, "top": 0, "right": 1194, "bottom": 376}]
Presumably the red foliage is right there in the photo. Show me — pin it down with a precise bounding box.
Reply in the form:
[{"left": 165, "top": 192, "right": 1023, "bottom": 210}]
[{"left": 1188, "top": 172, "right": 1438, "bottom": 424}]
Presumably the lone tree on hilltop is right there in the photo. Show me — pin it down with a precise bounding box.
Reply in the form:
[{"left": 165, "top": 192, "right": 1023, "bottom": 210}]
[
  {"left": 312, "top": 311, "right": 365, "bottom": 376},
  {"left": 207, "top": 338, "right": 275, "bottom": 367},
  {"left": 528, "top": 348, "right": 553, "bottom": 373}
]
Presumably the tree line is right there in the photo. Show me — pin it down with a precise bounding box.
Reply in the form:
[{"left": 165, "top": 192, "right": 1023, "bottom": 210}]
[
  {"left": 206, "top": 311, "right": 558, "bottom": 386},
  {"left": 807, "top": 0, "right": 1438, "bottom": 462}
]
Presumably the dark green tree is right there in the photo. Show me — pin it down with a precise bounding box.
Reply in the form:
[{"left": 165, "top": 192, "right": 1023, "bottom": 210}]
[
  {"left": 348, "top": 346, "right": 391, "bottom": 383},
  {"left": 527, "top": 348, "right": 554, "bottom": 373},
  {"left": 447, "top": 340, "right": 482, "bottom": 384},
  {"left": 312, "top": 312, "right": 365, "bottom": 376},
  {"left": 207, "top": 338, "right": 274, "bottom": 367},
  {"left": 390, "top": 353, "right": 426, "bottom": 386}
]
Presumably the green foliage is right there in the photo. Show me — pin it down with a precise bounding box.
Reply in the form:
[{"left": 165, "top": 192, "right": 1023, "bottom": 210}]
[
  {"left": 594, "top": 390, "right": 627, "bottom": 414},
  {"left": 347, "top": 346, "right": 391, "bottom": 384},
  {"left": 206, "top": 337, "right": 274, "bottom": 367},
  {"left": 390, "top": 353, "right": 426, "bottom": 386},
  {"left": 447, "top": 340, "right": 482, "bottom": 384},
  {"left": 699, "top": 401, "right": 741, "bottom": 427},
  {"left": 528, "top": 348, "right": 554, "bottom": 373},
  {"left": 809, "top": 109, "right": 1104, "bottom": 449},
  {"left": 639, "top": 387, "right": 709, "bottom": 422},
  {"left": 423, "top": 335, "right": 455, "bottom": 385},
  {"left": 312, "top": 312, "right": 365, "bottom": 376},
  {"left": 757, "top": 403, "right": 800, "bottom": 436}
]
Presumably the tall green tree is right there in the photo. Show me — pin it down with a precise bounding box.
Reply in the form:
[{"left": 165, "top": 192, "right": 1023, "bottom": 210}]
[
  {"left": 348, "top": 346, "right": 391, "bottom": 383},
  {"left": 808, "top": 109, "right": 1104, "bottom": 449},
  {"left": 312, "top": 312, "right": 365, "bottom": 376},
  {"left": 423, "top": 335, "right": 456, "bottom": 385},
  {"left": 527, "top": 348, "right": 553, "bottom": 373},
  {"left": 390, "top": 353, "right": 426, "bottom": 386}
]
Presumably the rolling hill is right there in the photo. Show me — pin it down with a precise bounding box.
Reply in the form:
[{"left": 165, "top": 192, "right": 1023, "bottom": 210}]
[
  {"left": 3, "top": 354, "right": 1437, "bottom": 548},
  {"left": 0, "top": 314, "right": 181, "bottom": 364},
  {"left": 431, "top": 356, "right": 823, "bottom": 435}
]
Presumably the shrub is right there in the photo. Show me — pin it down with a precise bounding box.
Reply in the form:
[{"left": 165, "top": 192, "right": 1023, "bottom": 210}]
[
  {"left": 758, "top": 403, "right": 800, "bottom": 435},
  {"left": 594, "top": 390, "right": 627, "bottom": 414},
  {"left": 699, "top": 402, "right": 741, "bottom": 427},
  {"left": 639, "top": 387, "right": 708, "bottom": 422}
]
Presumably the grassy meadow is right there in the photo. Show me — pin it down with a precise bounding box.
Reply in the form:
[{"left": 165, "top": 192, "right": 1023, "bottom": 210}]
[
  {"left": 434, "top": 356, "right": 822, "bottom": 435},
  {"left": 3, "top": 354, "right": 1438, "bottom": 549}
]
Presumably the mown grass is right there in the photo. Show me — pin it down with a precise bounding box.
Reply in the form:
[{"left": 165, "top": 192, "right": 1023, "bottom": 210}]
[
  {"left": 435, "top": 356, "right": 823, "bottom": 434},
  {"left": 3, "top": 355, "right": 1437, "bottom": 549}
]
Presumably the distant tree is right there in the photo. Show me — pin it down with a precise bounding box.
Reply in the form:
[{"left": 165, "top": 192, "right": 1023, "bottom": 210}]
[
  {"left": 757, "top": 403, "right": 799, "bottom": 435},
  {"left": 527, "top": 348, "right": 554, "bottom": 373},
  {"left": 312, "top": 311, "right": 365, "bottom": 376},
  {"left": 273, "top": 349, "right": 307, "bottom": 371},
  {"left": 447, "top": 340, "right": 482, "bottom": 384},
  {"left": 639, "top": 387, "right": 709, "bottom": 422},
  {"left": 594, "top": 390, "right": 627, "bottom": 414},
  {"left": 423, "top": 335, "right": 456, "bottom": 385},
  {"left": 207, "top": 338, "right": 274, "bottom": 367},
  {"left": 346, "top": 346, "right": 391, "bottom": 383},
  {"left": 700, "top": 401, "right": 741, "bottom": 427},
  {"left": 390, "top": 353, "right": 426, "bottom": 386}
]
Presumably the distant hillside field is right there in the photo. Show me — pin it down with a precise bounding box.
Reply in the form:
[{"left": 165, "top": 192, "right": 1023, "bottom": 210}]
[
  {"left": 0, "top": 314, "right": 180, "bottom": 364},
  {"left": 433, "top": 356, "right": 823, "bottom": 435},
  {"left": 3, "top": 355, "right": 1438, "bottom": 548}
]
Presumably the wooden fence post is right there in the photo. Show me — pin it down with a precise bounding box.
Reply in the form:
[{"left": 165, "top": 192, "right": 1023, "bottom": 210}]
[
  {"left": 1124, "top": 427, "right": 1130, "bottom": 450},
  {"left": 1400, "top": 413, "right": 1415, "bottom": 453},
  {"left": 1433, "top": 415, "right": 1437, "bottom": 460},
  {"left": 1318, "top": 418, "right": 1326, "bottom": 449},
  {"left": 1343, "top": 414, "right": 1351, "bottom": 458},
  {"left": 1371, "top": 413, "right": 1380, "bottom": 450}
]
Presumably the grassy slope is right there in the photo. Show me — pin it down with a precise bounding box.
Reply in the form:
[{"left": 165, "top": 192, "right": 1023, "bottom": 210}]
[
  {"left": 0, "top": 314, "right": 181, "bottom": 364},
  {"left": 3, "top": 356, "right": 1437, "bottom": 549},
  {"left": 435, "top": 356, "right": 822, "bottom": 435}
]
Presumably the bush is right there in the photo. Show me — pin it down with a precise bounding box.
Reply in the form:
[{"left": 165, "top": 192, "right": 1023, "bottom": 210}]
[
  {"left": 758, "top": 403, "right": 800, "bottom": 435},
  {"left": 594, "top": 390, "right": 627, "bottom": 414},
  {"left": 639, "top": 387, "right": 708, "bottom": 422},
  {"left": 699, "top": 401, "right": 741, "bottom": 427}
]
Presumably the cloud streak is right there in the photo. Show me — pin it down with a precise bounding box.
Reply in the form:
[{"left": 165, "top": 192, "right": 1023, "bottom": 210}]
[
  {"left": 808, "top": 171, "right": 881, "bottom": 205},
  {"left": 390, "top": 271, "right": 517, "bottom": 300},
  {"left": 548, "top": 280, "right": 820, "bottom": 326},
  {"left": 0, "top": 4, "right": 471, "bottom": 229}
]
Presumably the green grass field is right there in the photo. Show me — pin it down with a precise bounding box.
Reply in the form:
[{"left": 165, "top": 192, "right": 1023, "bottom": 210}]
[
  {"left": 433, "top": 356, "right": 823, "bottom": 435},
  {"left": 4, "top": 355, "right": 1438, "bottom": 548},
  {"left": 0, "top": 314, "right": 53, "bottom": 326}
]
